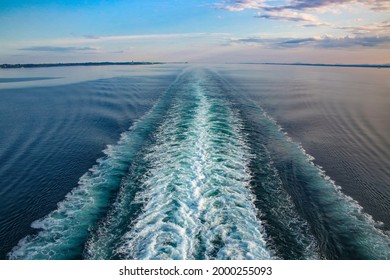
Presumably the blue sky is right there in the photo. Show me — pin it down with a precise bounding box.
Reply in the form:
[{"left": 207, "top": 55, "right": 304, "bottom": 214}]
[{"left": 0, "top": 0, "right": 389, "bottom": 63}]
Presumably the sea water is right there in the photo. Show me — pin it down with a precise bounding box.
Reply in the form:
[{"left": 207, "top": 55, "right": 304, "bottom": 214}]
[{"left": 1, "top": 64, "right": 389, "bottom": 259}]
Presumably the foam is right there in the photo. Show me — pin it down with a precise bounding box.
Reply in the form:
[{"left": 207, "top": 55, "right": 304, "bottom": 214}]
[
  {"left": 115, "top": 72, "right": 272, "bottom": 260},
  {"left": 8, "top": 74, "right": 180, "bottom": 260},
  {"left": 215, "top": 72, "right": 390, "bottom": 259}
]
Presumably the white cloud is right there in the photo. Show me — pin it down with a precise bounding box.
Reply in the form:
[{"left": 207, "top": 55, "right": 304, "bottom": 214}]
[
  {"left": 19, "top": 46, "right": 98, "bottom": 52},
  {"left": 49, "top": 33, "right": 229, "bottom": 45},
  {"left": 214, "top": 0, "right": 266, "bottom": 11},
  {"left": 337, "top": 20, "right": 390, "bottom": 36},
  {"left": 255, "top": 9, "right": 325, "bottom": 23},
  {"left": 225, "top": 34, "right": 390, "bottom": 48},
  {"left": 215, "top": 0, "right": 390, "bottom": 12}
]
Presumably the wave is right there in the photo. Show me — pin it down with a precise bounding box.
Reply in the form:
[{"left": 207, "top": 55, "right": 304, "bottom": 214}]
[
  {"left": 8, "top": 74, "right": 182, "bottom": 259},
  {"left": 88, "top": 70, "right": 272, "bottom": 260},
  {"left": 213, "top": 70, "right": 390, "bottom": 259},
  {"left": 9, "top": 67, "right": 390, "bottom": 260}
]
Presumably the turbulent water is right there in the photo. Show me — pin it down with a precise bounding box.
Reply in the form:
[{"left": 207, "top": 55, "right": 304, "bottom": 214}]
[{"left": 2, "top": 66, "right": 390, "bottom": 259}]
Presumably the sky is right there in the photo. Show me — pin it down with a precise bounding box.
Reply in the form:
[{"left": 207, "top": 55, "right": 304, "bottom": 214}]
[{"left": 0, "top": 0, "right": 389, "bottom": 64}]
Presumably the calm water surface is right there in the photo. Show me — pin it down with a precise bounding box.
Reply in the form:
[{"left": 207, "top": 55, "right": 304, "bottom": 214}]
[{"left": 0, "top": 64, "right": 389, "bottom": 259}]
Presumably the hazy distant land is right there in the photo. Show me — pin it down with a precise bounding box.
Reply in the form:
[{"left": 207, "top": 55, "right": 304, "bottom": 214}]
[{"left": 0, "top": 62, "right": 165, "bottom": 69}]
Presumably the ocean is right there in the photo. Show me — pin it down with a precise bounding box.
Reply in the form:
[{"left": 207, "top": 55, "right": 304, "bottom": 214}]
[{"left": 0, "top": 64, "right": 389, "bottom": 259}]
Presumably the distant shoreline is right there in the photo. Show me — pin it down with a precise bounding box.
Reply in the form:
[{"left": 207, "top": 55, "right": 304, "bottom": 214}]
[
  {"left": 0, "top": 61, "right": 165, "bottom": 69},
  {"left": 239, "top": 62, "right": 390, "bottom": 69}
]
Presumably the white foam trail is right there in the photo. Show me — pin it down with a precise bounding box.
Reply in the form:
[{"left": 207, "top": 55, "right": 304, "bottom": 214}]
[
  {"left": 8, "top": 77, "right": 178, "bottom": 260},
  {"left": 212, "top": 71, "right": 390, "bottom": 259},
  {"left": 117, "top": 72, "right": 271, "bottom": 260}
]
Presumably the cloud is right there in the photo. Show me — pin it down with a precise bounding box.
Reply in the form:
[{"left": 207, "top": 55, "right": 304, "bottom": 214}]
[
  {"left": 299, "top": 23, "right": 333, "bottom": 27},
  {"left": 269, "top": 0, "right": 390, "bottom": 12},
  {"left": 279, "top": 38, "right": 318, "bottom": 45},
  {"left": 321, "top": 35, "right": 389, "bottom": 47},
  {"left": 50, "top": 33, "right": 229, "bottom": 45},
  {"left": 214, "top": 0, "right": 388, "bottom": 35},
  {"left": 279, "top": 35, "right": 390, "bottom": 48},
  {"left": 255, "top": 10, "right": 325, "bottom": 23},
  {"left": 215, "top": 0, "right": 390, "bottom": 12},
  {"left": 226, "top": 35, "right": 390, "bottom": 48},
  {"left": 336, "top": 20, "right": 390, "bottom": 36},
  {"left": 216, "top": 2, "right": 332, "bottom": 25},
  {"left": 214, "top": 0, "right": 266, "bottom": 11},
  {"left": 212, "top": 1, "right": 352, "bottom": 27},
  {"left": 226, "top": 36, "right": 318, "bottom": 48},
  {"left": 19, "top": 46, "right": 97, "bottom": 52},
  {"left": 13, "top": 33, "right": 229, "bottom": 54},
  {"left": 83, "top": 35, "right": 100, "bottom": 39}
]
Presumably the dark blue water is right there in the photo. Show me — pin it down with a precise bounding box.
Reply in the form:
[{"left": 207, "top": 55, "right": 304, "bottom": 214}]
[
  {"left": 1, "top": 65, "right": 389, "bottom": 259},
  {"left": 216, "top": 64, "right": 390, "bottom": 231},
  {"left": 0, "top": 65, "right": 182, "bottom": 259}
]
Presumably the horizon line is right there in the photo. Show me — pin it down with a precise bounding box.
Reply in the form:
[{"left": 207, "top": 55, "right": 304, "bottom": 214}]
[{"left": 1, "top": 61, "right": 389, "bottom": 69}]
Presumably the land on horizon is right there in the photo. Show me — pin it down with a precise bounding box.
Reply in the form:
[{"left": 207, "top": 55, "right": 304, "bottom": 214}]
[{"left": 0, "top": 61, "right": 165, "bottom": 69}]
